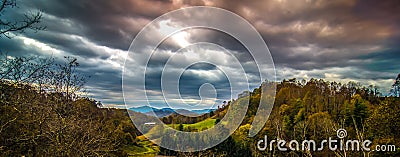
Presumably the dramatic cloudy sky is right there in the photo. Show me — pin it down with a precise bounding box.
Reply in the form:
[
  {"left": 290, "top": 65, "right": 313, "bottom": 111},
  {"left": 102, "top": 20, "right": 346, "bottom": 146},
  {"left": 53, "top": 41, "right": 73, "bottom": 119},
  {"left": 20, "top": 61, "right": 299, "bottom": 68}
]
[{"left": 1, "top": 0, "right": 399, "bottom": 109}]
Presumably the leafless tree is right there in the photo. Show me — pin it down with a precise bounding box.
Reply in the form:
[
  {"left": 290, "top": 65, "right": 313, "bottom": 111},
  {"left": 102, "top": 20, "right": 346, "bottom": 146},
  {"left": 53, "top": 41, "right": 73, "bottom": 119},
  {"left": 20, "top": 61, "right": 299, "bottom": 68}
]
[
  {"left": 0, "top": 0, "right": 45, "bottom": 38},
  {"left": 392, "top": 73, "right": 400, "bottom": 97},
  {"left": 48, "top": 56, "right": 88, "bottom": 99},
  {"left": 0, "top": 53, "right": 53, "bottom": 84}
]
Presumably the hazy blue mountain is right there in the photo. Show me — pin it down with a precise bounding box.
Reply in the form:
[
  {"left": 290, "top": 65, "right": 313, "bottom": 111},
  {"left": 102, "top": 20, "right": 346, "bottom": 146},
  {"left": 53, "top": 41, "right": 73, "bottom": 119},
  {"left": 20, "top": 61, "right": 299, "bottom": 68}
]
[
  {"left": 129, "top": 106, "right": 154, "bottom": 113},
  {"left": 191, "top": 109, "right": 216, "bottom": 114},
  {"left": 129, "top": 106, "right": 215, "bottom": 118},
  {"left": 175, "top": 109, "right": 199, "bottom": 116},
  {"left": 144, "top": 108, "right": 176, "bottom": 117}
]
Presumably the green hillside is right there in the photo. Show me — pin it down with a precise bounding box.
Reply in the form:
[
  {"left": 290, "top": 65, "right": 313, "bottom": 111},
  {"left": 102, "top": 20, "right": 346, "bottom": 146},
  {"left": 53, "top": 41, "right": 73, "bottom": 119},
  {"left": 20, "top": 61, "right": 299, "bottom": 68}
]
[
  {"left": 182, "top": 118, "right": 216, "bottom": 131},
  {"left": 168, "top": 118, "right": 217, "bottom": 131}
]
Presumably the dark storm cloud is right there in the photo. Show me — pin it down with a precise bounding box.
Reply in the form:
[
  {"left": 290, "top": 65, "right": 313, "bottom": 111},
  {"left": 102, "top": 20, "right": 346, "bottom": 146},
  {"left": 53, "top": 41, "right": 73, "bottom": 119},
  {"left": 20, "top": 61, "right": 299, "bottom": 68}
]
[
  {"left": 0, "top": 37, "right": 26, "bottom": 55},
  {"left": 178, "top": 71, "right": 230, "bottom": 99},
  {"left": 23, "top": 31, "right": 102, "bottom": 58},
  {"left": 353, "top": 0, "right": 400, "bottom": 28},
  {"left": 155, "top": 28, "right": 249, "bottom": 53},
  {"left": 2, "top": 0, "right": 399, "bottom": 105},
  {"left": 203, "top": 0, "right": 398, "bottom": 72},
  {"left": 18, "top": 0, "right": 400, "bottom": 70},
  {"left": 188, "top": 63, "right": 217, "bottom": 70},
  {"left": 88, "top": 75, "right": 122, "bottom": 96},
  {"left": 27, "top": 0, "right": 203, "bottom": 50},
  {"left": 143, "top": 63, "right": 232, "bottom": 105},
  {"left": 358, "top": 48, "right": 400, "bottom": 74}
]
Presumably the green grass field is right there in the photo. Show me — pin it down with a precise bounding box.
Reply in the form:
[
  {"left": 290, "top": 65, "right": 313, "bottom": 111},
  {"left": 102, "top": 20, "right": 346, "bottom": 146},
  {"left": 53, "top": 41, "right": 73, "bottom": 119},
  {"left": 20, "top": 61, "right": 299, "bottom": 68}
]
[
  {"left": 183, "top": 118, "right": 216, "bottom": 130},
  {"left": 169, "top": 118, "right": 217, "bottom": 131}
]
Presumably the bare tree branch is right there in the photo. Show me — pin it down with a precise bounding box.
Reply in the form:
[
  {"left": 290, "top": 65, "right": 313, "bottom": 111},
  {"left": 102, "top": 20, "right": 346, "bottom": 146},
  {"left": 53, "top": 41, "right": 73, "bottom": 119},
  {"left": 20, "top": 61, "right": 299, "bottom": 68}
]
[{"left": 0, "top": 0, "right": 45, "bottom": 38}]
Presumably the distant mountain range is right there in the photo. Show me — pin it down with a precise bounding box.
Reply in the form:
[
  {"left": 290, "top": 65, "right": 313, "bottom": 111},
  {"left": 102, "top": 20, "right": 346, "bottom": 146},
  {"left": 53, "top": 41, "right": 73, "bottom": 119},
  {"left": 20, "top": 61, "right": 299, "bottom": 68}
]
[{"left": 129, "top": 106, "right": 215, "bottom": 118}]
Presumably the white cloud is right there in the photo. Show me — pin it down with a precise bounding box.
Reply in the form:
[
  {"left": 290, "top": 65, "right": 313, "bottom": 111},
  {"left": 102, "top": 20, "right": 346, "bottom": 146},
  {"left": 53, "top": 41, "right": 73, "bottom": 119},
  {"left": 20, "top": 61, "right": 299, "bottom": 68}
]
[{"left": 20, "top": 36, "right": 63, "bottom": 54}]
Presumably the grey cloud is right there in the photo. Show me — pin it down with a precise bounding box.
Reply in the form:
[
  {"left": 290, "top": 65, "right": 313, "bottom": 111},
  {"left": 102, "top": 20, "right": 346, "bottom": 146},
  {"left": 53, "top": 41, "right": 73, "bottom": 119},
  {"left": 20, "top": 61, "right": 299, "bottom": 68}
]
[{"left": 2, "top": 0, "right": 399, "bottom": 107}]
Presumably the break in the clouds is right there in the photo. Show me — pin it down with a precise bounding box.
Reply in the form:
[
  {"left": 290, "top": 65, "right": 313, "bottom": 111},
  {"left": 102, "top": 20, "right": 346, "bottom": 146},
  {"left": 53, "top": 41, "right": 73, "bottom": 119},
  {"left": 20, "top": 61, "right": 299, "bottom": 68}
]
[{"left": 1, "top": 0, "right": 399, "bottom": 109}]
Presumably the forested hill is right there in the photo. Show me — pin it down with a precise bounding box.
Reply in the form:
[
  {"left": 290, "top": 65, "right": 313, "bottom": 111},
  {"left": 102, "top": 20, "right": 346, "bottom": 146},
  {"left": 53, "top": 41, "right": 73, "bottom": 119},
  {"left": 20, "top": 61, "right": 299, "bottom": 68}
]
[
  {"left": 0, "top": 56, "right": 139, "bottom": 156},
  {"left": 0, "top": 80, "right": 141, "bottom": 156},
  {"left": 160, "top": 78, "right": 400, "bottom": 156}
]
